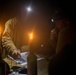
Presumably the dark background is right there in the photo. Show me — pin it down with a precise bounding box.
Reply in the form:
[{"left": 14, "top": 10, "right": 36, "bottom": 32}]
[{"left": 0, "top": 0, "right": 75, "bottom": 45}]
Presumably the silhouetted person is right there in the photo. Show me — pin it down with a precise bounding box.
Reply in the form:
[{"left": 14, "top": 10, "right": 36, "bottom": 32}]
[{"left": 48, "top": 10, "right": 76, "bottom": 74}]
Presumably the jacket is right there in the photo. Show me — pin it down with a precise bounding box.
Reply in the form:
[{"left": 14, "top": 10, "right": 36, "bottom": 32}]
[{"left": 2, "top": 18, "right": 29, "bottom": 58}]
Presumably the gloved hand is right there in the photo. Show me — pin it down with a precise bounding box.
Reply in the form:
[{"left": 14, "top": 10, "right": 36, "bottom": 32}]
[
  {"left": 50, "top": 29, "right": 57, "bottom": 41},
  {"left": 9, "top": 49, "right": 21, "bottom": 59}
]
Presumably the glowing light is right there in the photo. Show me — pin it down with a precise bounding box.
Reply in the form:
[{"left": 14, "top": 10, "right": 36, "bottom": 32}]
[
  {"left": 27, "top": 6, "right": 32, "bottom": 12},
  {"left": 29, "top": 33, "right": 33, "bottom": 40},
  {"left": 51, "top": 19, "right": 54, "bottom": 22}
]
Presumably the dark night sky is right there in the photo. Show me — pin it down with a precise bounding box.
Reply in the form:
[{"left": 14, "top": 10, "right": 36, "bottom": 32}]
[{"left": 0, "top": 0, "right": 75, "bottom": 44}]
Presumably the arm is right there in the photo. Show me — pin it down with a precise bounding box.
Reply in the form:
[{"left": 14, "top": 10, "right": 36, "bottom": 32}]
[
  {"left": 2, "top": 18, "right": 20, "bottom": 58},
  {"left": 50, "top": 29, "right": 58, "bottom": 50}
]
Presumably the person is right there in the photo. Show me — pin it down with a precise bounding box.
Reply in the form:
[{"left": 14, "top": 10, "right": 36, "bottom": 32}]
[
  {"left": 39, "top": 11, "right": 71, "bottom": 61},
  {"left": 48, "top": 10, "right": 76, "bottom": 74},
  {"left": 45, "top": 11, "right": 70, "bottom": 60},
  {"left": 51, "top": 11, "right": 69, "bottom": 44},
  {"left": 2, "top": 1, "right": 30, "bottom": 59}
]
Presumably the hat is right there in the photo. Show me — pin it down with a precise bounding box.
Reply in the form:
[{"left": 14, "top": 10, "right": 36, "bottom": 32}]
[{"left": 54, "top": 11, "right": 68, "bottom": 21}]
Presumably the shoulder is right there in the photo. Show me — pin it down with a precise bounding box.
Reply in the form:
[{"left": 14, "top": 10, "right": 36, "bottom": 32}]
[
  {"left": 58, "top": 26, "right": 76, "bottom": 45},
  {"left": 5, "top": 17, "right": 17, "bottom": 25},
  {"left": 59, "top": 27, "right": 70, "bottom": 34},
  {"left": 5, "top": 17, "right": 18, "bottom": 28},
  {"left": 59, "top": 27, "right": 76, "bottom": 36}
]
